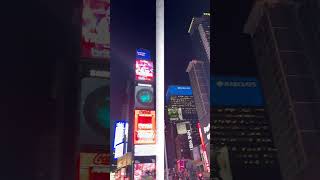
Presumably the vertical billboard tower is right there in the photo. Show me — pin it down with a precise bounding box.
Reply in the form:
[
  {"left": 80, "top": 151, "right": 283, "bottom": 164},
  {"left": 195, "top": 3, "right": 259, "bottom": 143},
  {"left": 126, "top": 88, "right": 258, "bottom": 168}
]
[
  {"left": 78, "top": 0, "right": 110, "bottom": 179},
  {"left": 133, "top": 49, "right": 157, "bottom": 179}
]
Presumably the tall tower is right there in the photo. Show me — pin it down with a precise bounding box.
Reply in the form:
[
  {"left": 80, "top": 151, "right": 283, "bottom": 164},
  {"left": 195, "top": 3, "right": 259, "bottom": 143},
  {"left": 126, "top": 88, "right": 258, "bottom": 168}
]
[
  {"left": 244, "top": 1, "right": 320, "bottom": 180},
  {"left": 186, "top": 12, "right": 211, "bottom": 174}
]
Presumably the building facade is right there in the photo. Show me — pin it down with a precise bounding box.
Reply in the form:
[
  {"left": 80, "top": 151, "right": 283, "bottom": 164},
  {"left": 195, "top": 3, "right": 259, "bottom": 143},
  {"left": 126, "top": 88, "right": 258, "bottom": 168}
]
[{"left": 244, "top": 1, "right": 320, "bottom": 180}]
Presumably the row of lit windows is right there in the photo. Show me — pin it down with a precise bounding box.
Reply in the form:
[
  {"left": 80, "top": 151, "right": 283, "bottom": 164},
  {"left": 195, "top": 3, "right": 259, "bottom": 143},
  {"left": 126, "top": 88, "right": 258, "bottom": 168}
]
[
  {"left": 243, "top": 160, "right": 275, "bottom": 165},
  {"left": 236, "top": 153, "right": 275, "bottom": 159},
  {"left": 213, "top": 137, "right": 273, "bottom": 143},
  {"left": 213, "top": 119, "right": 268, "bottom": 125},
  {"left": 212, "top": 125, "right": 269, "bottom": 131},
  {"left": 212, "top": 131, "right": 270, "bottom": 137},
  {"left": 230, "top": 146, "right": 277, "bottom": 152}
]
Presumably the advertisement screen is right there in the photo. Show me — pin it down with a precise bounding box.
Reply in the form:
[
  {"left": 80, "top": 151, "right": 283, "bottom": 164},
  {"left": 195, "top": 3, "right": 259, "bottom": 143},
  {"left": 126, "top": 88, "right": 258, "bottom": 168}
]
[
  {"left": 78, "top": 152, "right": 110, "bottom": 180},
  {"left": 166, "top": 86, "right": 193, "bottom": 103},
  {"left": 135, "top": 60, "right": 154, "bottom": 81},
  {"left": 135, "top": 85, "right": 154, "bottom": 109},
  {"left": 81, "top": 0, "right": 110, "bottom": 59},
  {"left": 136, "top": 48, "right": 151, "bottom": 60},
  {"left": 211, "top": 76, "right": 264, "bottom": 106},
  {"left": 167, "top": 107, "right": 183, "bottom": 121},
  {"left": 134, "top": 110, "right": 156, "bottom": 145},
  {"left": 134, "top": 163, "right": 156, "bottom": 180},
  {"left": 80, "top": 77, "right": 109, "bottom": 147}
]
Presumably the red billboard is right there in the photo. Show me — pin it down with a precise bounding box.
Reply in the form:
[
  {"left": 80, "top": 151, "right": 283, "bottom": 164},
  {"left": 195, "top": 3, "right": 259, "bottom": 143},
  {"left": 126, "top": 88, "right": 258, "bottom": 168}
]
[
  {"left": 81, "top": 0, "right": 110, "bottom": 59},
  {"left": 135, "top": 60, "right": 154, "bottom": 81},
  {"left": 134, "top": 110, "right": 156, "bottom": 145},
  {"left": 134, "top": 163, "right": 156, "bottom": 180},
  {"left": 78, "top": 152, "right": 110, "bottom": 180}
]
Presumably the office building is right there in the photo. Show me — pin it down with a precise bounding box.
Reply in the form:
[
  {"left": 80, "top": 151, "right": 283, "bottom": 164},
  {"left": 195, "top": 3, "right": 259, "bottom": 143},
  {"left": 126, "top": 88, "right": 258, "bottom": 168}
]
[
  {"left": 211, "top": 76, "right": 282, "bottom": 180},
  {"left": 244, "top": 1, "right": 320, "bottom": 180}
]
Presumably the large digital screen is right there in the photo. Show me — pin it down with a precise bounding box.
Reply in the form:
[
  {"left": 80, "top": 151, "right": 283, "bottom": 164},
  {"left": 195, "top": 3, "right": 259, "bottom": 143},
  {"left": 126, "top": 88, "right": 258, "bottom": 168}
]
[
  {"left": 211, "top": 76, "right": 264, "bottom": 106},
  {"left": 134, "top": 163, "right": 156, "bottom": 180},
  {"left": 134, "top": 110, "right": 156, "bottom": 145},
  {"left": 135, "top": 60, "right": 154, "bottom": 81},
  {"left": 135, "top": 85, "right": 154, "bottom": 109},
  {"left": 81, "top": 0, "right": 110, "bottom": 59},
  {"left": 167, "top": 107, "right": 183, "bottom": 121},
  {"left": 78, "top": 152, "right": 109, "bottom": 180},
  {"left": 136, "top": 48, "right": 151, "bottom": 60},
  {"left": 113, "top": 121, "right": 128, "bottom": 159},
  {"left": 166, "top": 86, "right": 193, "bottom": 103},
  {"left": 80, "top": 77, "right": 109, "bottom": 147}
]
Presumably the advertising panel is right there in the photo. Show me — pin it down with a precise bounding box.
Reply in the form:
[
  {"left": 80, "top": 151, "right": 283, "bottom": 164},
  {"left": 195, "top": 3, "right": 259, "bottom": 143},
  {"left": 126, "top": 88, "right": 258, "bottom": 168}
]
[
  {"left": 136, "top": 48, "right": 151, "bottom": 60},
  {"left": 211, "top": 76, "right": 264, "bottom": 106},
  {"left": 134, "top": 163, "right": 156, "bottom": 180},
  {"left": 135, "top": 60, "right": 154, "bottom": 82},
  {"left": 135, "top": 85, "right": 154, "bottom": 109},
  {"left": 113, "top": 121, "right": 127, "bottom": 159},
  {"left": 134, "top": 144, "right": 157, "bottom": 156},
  {"left": 176, "top": 122, "right": 187, "bottom": 135},
  {"left": 80, "top": 77, "right": 110, "bottom": 147},
  {"left": 134, "top": 110, "right": 156, "bottom": 145},
  {"left": 166, "top": 86, "right": 193, "bottom": 103},
  {"left": 78, "top": 152, "right": 110, "bottom": 180},
  {"left": 117, "top": 152, "right": 132, "bottom": 169},
  {"left": 81, "top": 0, "right": 110, "bottom": 59},
  {"left": 167, "top": 107, "right": 183, "bottom": 121}
]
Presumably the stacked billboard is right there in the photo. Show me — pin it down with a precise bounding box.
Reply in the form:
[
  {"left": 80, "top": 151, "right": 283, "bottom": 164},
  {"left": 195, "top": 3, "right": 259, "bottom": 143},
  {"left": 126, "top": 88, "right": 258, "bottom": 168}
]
[
  {"left": 132, "top": 49, "right": 156, "bottom": 180},
  {"left": 78, "top": 0, "right": 110, "bottom": 178},
  {"left": 81, "top": 0, "right": 110, "bottom": 59}
]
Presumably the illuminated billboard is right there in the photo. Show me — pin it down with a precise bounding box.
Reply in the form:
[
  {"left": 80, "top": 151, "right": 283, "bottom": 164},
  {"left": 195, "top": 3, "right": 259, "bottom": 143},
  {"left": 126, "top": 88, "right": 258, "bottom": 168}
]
[
  {"left": 167, "top": 107, "right": 183, "bottom": 121},
  {"left": 134, "top": 163, "right": 156, "bottom": 180},
  {"left": 134, "top": 110, "right": 156, "bottom": 145},
  {"left": 211, "top": 76, "right": 264, "bottom": 106},
  {"left": 135, "top": 60, "right": 154, "bottom": 81},
  {"left": 81, "top": 0, "right": 110, "bottom": 59},
  {"left": 80, "top": 77, "right": 110, "bottom": 147},
  {"left": 166, "top": 85, "right": 193, "bottom": 103},
  {"left": 135, "top": 85, "right": 154, "bottom": 109},
  {"left": 136, "top": 48, "right": 151, "bottom": 60},
  {"left": 113, "top": 121, "right": 128, "bottom": 159},
  {"left": 78, "top": 152, "right": 109, "bottom": 180}
]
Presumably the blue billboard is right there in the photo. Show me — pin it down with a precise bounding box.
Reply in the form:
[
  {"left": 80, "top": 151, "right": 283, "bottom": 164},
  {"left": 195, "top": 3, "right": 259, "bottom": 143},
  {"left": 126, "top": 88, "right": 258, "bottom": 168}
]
[
  {"left": 166, "top": 86, "right": 193, "bottom": 103},
  {"left": 211, "top": 76, "right": 264, "bottom": 107},
  {"left": 136, "top": 48, "right": 151, "bottom": 60}
]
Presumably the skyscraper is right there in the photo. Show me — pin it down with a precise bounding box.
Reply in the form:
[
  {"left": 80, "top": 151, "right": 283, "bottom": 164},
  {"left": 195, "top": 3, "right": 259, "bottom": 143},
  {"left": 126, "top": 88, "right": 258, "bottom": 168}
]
[
  {"left": 187, "top": 13, "right": 211, "bottom": 165},
  {"left": 188, "top": 13, "right": 211, "bottom": 67},
  {"left": 244, "top": 1, "right": 320, "bottom": 180},
  {"left": 211, "top": 76, "right": 282, "bottom": 180}
]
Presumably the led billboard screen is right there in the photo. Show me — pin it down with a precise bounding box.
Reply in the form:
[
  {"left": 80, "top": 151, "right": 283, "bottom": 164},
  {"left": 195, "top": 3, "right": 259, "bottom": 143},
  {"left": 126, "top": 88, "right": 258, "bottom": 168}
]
[
  {"left": 167, "top": 107, "right": 183, "bottom": 121},
  {"left": 78, "top": 152, "right": 109, "bottom": 180},
  {"left": 134, "top": 163, "right": 156, "bottom": 180},
  {"left": 136, "top": 48, "right": 151, "bottom": 60},
  {"left": 166, "top": 86, "right": 193, "bottom": 103},
  {"left": 113, "top": 121, "right": 128, "bottom": 159},
  {"left": 135, "top": 60, "right": 154, "bottom": 81},
  {"left": 81, "top": 0, "right": 110, "bottom": 59},
  {"left": 80, "top": 77, "right": 109, "bottom": 147},
  {"left": 211, "top": 76, "right": 264, "bottom": 106},
  {"left": 134, "top": 110, "right": 156, "bottom": 145},
  {"left": 135, "top": 85, "right": 154, "bottom": 109}
]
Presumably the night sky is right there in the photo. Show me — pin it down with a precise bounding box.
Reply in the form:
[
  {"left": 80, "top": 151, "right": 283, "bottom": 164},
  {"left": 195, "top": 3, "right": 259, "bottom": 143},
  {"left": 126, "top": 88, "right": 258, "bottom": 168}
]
[
  {"left": 111, "top": 0, "right": 156, "bottom": 122},
  {"left": 165, "top": 0, "right": 210, "bottom": 87}
]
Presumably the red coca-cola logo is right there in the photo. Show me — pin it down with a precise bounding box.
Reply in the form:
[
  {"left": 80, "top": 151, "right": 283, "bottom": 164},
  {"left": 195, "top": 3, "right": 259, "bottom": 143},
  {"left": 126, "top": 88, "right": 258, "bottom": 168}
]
[{"left": 93, "top": 153, "right": 109, "bottom": 165}]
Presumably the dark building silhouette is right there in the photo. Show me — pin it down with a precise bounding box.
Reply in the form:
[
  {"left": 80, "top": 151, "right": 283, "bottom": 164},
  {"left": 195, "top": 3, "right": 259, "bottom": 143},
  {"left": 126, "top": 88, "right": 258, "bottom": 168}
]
[{"left": 244, "top": 1, "right": 320, "bottom": 180}]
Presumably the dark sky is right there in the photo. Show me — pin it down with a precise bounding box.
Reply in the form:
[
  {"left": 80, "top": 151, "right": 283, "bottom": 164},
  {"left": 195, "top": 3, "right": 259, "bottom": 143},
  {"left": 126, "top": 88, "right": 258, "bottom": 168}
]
[
  {"left": 212, "top": 0, "right": 257, "bottom": 76},
  {"left": 165, "top": 0, "right": 210, "bottom": 87},
  {"left": 111, "top": 0, "right": 156, "bottom": 122}
]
